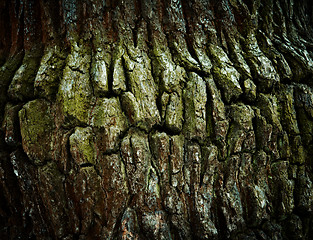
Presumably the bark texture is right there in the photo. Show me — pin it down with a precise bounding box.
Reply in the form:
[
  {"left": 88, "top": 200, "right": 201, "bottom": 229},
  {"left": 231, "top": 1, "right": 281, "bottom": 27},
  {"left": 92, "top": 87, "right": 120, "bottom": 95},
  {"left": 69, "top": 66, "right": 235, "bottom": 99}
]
[{"left": 1, "top": 0, "right": 313, "bottom": 239}]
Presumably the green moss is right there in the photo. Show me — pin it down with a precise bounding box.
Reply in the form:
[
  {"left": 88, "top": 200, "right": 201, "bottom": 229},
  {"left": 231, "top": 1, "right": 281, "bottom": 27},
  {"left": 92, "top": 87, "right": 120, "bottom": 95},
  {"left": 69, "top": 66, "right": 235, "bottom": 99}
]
[
  {"left": 208, "top": 44, "right": 242, "bottom": 103},
  {"left": 183, "top": 72, "right": 207, "bottom": 140},
  {"left": 89, "top": 97, "right": 128, "bottom": 129},
  {"left": 227, "top": 37, "right": 252, "bottom": 79},
  {"left": 277, "top": 132, "right": 291, "bottom": 159},
  {"left": 122, "top": 50, "right": 160, "bottom": 131},
  {"left": 91, "top": 49, "right": 110, "bottom": 96},
  {"left": 253, "top": 107, "right": 273, "bottom": 151},
  {"left": 8, "top": 48, "right": 43, "bottom": 101},
  {"left": 165, "top": 92, "right": 184, "bottom": 133},
  {"left": 243, "top": 33, "right": 280, "bottom": 92},
  {"left": 206, "top": 76, "right": 228, "bottom": 146},
  {"left": 277, "top": 85, "right": 299, "bottom": 135},
  {"left": 290, "top": 135, "right": 306, "bottom": 164},
  {"left": 19, "top": 99, "right": 55, "bottom": 165},
  {"left": 67, "top": 40, "right": 91, "bottom": 73},
  {"left": 296, "top": 108, "right": 313, "bottom": 146},
  {"left": 90, "top": 97, "right": 129, "bottom": 152},
  {"left": 57, "top": 40, "right": 92, "bottom": 126},
  {"left": 270, "top": 161, "right": 295, "bottom": 217},
  {"left": 34, "top": 46, "right": 66, "bottom": 100},
  {"left": 152, "top": 41, "right": 186, "bottom": 92},
  {"left": 257, "top": 93, "right": 282, "bottom": 132},
  {"left": 58, "top": 67, "right": 92, "bottom": 125},
  {"left": 121, "top": 91, "right": 142, "bottom": 124},
  {"left": 70, "top": 127, "right": 96, "bottom": 165},
  {"left": 183, "top": 82, "right": 196, "bottom": 137},
  {"left": 171, "top": 38, "right": 201, "bottom": 72},
  {"left": 229, "top": 104, "right": 254, "bottom": 130},
  {"left": 0, "top": 51, "right": 24, "bottom": 88},
  {"left": 243, "top": 79, "right": 257, "bottom": 102},
  {"left": 227, "top": 123, "right": 245, "bottom": 155}
]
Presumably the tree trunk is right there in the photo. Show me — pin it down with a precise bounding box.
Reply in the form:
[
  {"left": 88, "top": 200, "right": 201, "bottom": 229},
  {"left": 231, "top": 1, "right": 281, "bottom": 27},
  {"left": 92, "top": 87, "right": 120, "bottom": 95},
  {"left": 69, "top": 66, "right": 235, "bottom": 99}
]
[{"left": 1, "top": 0, "right": 313, "bottom": 239}]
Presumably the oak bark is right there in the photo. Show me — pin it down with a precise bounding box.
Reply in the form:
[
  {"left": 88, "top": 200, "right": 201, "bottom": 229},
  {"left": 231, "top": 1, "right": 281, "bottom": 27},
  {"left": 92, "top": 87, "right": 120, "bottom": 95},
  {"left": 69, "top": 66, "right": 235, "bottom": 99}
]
[{"left": 1, "top": 0, "right": 313, "bottom": 239}]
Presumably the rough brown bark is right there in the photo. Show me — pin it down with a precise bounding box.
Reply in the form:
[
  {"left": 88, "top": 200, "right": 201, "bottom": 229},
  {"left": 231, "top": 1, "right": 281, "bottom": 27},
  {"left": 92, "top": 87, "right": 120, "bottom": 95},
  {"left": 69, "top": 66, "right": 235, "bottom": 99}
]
[{"left": 1, "top": 0, "right": 313, "bottom": 239}]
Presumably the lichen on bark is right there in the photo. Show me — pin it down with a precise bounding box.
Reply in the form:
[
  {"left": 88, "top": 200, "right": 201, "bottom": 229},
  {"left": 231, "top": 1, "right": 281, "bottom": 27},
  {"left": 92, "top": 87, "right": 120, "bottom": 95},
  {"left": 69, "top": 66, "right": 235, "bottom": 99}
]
[{"left": 1, "top": 0, "right": 313, "bottom": 239}]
